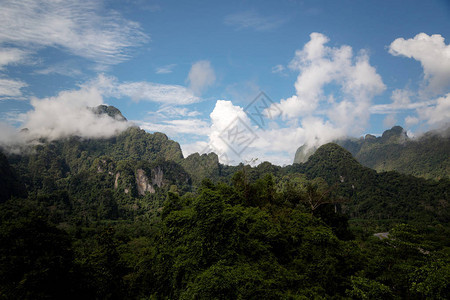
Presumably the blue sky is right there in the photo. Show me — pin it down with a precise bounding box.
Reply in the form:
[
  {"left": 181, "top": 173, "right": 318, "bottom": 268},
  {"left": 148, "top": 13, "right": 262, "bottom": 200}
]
[{"left": 0, "top": 0, "right": 449, "bottom": 165}]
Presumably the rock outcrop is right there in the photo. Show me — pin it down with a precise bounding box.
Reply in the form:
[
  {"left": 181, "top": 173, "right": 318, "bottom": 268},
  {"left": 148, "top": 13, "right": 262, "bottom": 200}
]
[{"left": 135, "top": 169, "right": 155, "bottom": 195}]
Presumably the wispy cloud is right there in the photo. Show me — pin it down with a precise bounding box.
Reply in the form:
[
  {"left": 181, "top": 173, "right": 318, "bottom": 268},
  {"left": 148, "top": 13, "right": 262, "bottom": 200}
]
[
  {"left": 138, "top": 118, "right": 210, "bottom": 137},
  {"left": 92, "top": 75, "right": 201, "bottom": 105},
  {"left": 1, "top": 110, "right": 27, "bottom": 125},
  {"left": 369, "top": 100, "right": 436, "bottom": 114},
  {"left": 35, "top": 62, "right": 83, "bottom": 77},
  {"left": 224, "top": 11, "right": 286, "bottom": 31},
  {"left": 272, "top": 64, "right": 286, "bottom": 75},
  {"left": 0, "top": 48, "right": 29, "bottom": 69},
  {"left": 0, "top": 0, "right": 149, "bottom": 65},
  {"left": 156, "top": 64, "right": 177, "bottom": 74},
  {"left": 187, "top": 60, "right": 215, "bottom": 96},
  {"left": 0, "top": 78, "right": 27, "bottom": 99},
  {"left": 148, "top": 106, "right": 202, "bottom": 118}
]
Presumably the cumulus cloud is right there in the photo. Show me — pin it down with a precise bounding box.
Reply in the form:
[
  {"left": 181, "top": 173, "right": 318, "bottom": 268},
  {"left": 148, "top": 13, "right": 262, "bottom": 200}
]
[
  {"left": 264, "top": 33, "right": 384, "bottom": 150},
  {"left": 0, "top": 0, "right": 148, "bottom": 65},
  {"left": 180, "top": 35, "right": 389, "bottom": 165},
  {"left": 275, "top": 33, "right": 385, "bottom": 123},
  {"left": 187, "top": 60, "right": 215, "bottom": 96},
  {"left": 207, "top": 100, "right": 257, "bottom": 164},
  {"left": 389, "top": 33, "right": 450, "bottom": 94},
  {"left": 418, "top": 93, "right": 450, "bottom": 126},
  {"left": 184, "top": 100, "right": 346, "bottom": 166}
]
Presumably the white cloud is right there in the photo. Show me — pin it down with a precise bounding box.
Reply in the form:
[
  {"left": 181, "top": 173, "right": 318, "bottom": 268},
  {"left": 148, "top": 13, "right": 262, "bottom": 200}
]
[
  {"left": 184, "top": 100, "right": 346, "bottom": 166},
  {"left": 267, "top": 32, "right": 384, "bottom": 147},
  {"left": 0, "top": 48, "right": 28, "bottom": 69},
  {"left": 156, "top": 64, "right": 177, "bottom": 74},
  {"left": 0, "top": 78, "right": 27, "bottom": 99},
  {"left": 21, "top": 85, "right": 130, "bottom": 141},
  {"left": 0, "top": 0, "right": 148, "bottom": 65},
  {"left": 418, "top": 93, "right": 450, "bottom": 126},
  {"left": 115, "top": 82, "right": 200, "bottom": 104},
  {"left": 391, "top": 89, "right": 412, "bottom": 107},
  {"left": 138, "top": 118, "right": 210, "bottom": 137},
  {"left": 0, "top": 82, "right": 131, "bottom": 150},
  {"left": 224, "top": 11, "right": 286, "bottom": 31},
  {"left": 180, "top": 140, "right": 209, "bottom": 158},
  {"left": 389, "top": 33, "right": 450, "bottom": 94},
  {"left": 149, "top": 106, "right": 201, "bottom": 118},
  {"left": 92, "top": 74, "right": 200, "bottom": 105},
  {"left": 370, "top": 99, "right": 435, "bottom": 114},
  {"left": 207, "top": 100, "right": 256, "bottom": 164},
  {"left": 187, "top": 60, "right": 215, "bottom": 96},
  {"left": 180, "top": 35, "right": 388, "bottom": 165},
  {"left": 34, "top": 61, "right": 83, "bottom": 77},
  {"left": 275, "top": 33, "right": 385, "bottom": 122}
]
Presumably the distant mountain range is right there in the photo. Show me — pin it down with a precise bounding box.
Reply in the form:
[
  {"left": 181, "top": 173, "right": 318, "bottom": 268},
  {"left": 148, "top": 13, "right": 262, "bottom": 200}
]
[
  {"left": 294, "top": 125, "right": 450, "bottom": 179},
  {"left": 1, "top": 106, "right": 448, "bottom": 226}
]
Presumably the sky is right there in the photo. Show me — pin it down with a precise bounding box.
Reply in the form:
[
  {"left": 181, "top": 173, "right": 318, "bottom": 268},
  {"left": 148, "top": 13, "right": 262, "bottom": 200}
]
[{"left": 0, "top": 0, "right": 449, "bottom": 166}]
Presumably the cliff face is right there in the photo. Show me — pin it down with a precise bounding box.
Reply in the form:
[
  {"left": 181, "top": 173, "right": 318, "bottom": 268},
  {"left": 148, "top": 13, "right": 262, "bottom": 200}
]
[
  {"left": 135, "top": 169, "right": 155, "bottom": 195},
  {"left": 135, "top": 167, "right": 166, "bottom": 196}
]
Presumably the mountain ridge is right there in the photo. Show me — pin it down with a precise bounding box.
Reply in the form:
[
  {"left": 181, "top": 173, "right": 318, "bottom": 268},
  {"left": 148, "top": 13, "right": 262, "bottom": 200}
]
[{"left": 294, "top": 125, "right": 450, "bottom": 179}]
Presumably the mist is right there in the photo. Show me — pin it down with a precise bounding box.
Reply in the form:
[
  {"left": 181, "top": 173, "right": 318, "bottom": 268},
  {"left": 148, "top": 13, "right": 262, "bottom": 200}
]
[{"left": 0, "top": 84, "right": 130, "bottom": 154}]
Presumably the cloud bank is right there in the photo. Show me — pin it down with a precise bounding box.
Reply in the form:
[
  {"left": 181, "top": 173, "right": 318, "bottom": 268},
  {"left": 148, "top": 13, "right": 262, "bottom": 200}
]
[{"left": 0, "top": 82, "right": 130, "bottom": 152}]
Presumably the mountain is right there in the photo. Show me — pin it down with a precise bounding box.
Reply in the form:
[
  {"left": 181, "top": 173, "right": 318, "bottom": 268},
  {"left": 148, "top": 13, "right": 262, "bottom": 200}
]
[
  {"left": 294, "top": 126, "right": 450, "bottom": 179},
  {"left": 290, "top": 143, "right": 449, "bottom": 225},
  {"left": 2, "top": 105, "right": 233, "bottom": 220},
  {"left": 90, "top": 104, "right": 127, "bottom": 121},
  {"left": 0, "top": 151, "right": 26, "bottom": 202},
  {"left": 3, "top": 106, "right": 449, "bottom": 226}
]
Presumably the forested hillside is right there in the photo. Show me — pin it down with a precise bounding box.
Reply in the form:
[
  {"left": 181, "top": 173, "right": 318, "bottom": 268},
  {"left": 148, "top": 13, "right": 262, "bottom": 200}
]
[
  {"left": 1, "top": 106, "right": 449, "bottom": 299},
  {"left": 294, "top": 126, "right": 450, "bottom": 179}
]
